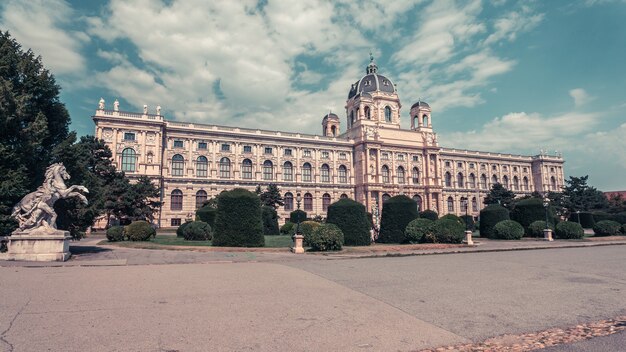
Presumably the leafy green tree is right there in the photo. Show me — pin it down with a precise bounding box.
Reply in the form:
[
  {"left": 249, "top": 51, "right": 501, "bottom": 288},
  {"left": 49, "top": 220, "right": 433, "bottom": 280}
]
[
  {"left": 561, "top": 176, "right": 608, "bottom": 213},
  {"left": 0, "top": 31, "right": 71, "bottom": 235},
  {"left": 484, "top": 183, "right": 516, "bottom": 209},
  {"left": 259, "top": 184, "right": 284, "bottom": 208}
]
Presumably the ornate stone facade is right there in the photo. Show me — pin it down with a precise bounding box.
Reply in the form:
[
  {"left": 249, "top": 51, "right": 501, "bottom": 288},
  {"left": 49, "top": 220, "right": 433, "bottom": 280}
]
[{"left": 93, "top": 58, "right": 564, "bottom": 228}]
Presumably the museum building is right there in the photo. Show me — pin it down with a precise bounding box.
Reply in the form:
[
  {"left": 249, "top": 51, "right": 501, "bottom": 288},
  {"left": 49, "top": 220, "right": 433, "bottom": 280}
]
[{"left": 93, "top": 58, "right": 565, "bottom": 228}]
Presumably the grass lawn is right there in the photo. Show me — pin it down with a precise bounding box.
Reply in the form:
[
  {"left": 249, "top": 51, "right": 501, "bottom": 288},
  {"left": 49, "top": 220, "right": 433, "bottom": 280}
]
[{"left": 101, "top": 234, "right": 294, "bottom": 248}]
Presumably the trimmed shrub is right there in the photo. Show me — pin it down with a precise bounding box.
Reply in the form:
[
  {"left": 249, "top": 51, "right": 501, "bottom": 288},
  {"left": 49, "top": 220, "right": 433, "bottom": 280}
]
[
  {"left": 378, "top": 195, "right": 419, "bottom": 243},
  {"left": 261, "top": 206, "right": 280, "bottom": 236},
  {"left": 213, "top": 188, "right": 264, "bottom": 247},
  {"left": 419, "top": 210, "right": 439, "bottom": 221},
  {"left": 308, "top": 224, "right": 344, "bottom": 251},
  {"left": 404, "top": 218, "right": 434, "bottom": 244},
  {"left": 555, "top": 221, "right": 584, "bottom": 239},
  {"left": 291, "top": 221, "right": 322, "bottom": 246},
  {"left": 511, "top": 198, "right": 553, "bottom": 235},
  {"left": 593, "top": 220, "right": 622, "bottom": 236},
  {"left": 106, "top": 226, "right": 125, "bottom": 242},
  {"left": 460, "top": 215, "right": 475, "bottom": 231},
  {"left": 568, "top": 211, "right": 595, "bottom": 228},
  {"left": 196, "top": 206, "right": 217, "bottom": 229},
  {"left": 440, "top": 214, "right": 463, "bottom": 224},
  {"left": 176, "top": 221, "right": 191, "bottom": 237},
  {"left": 613, "top": 212, "right": 626, "bottom": 225},
  {"left": 289, "top": 210, "right": 307, "bottom": 224},
  {"left": 280, "top": 222, "right": 294, "bottom": 235},
  {"left": 479, "top": 204, "right": 510, "bottom": 239},
  {"left": 622, "top": 224, "right": 626, "bottom": 234},
  {"left": 432, "top": 218, "right": 465, "bottom": 243},
  {"left": 326, "top": 198, "right": 371, "bottom": 246},
  {"left": 183, "top": 221, "right": 212, "bottom": 241},
  {"left": 592, "top": 211, "right": 613, "bottom": 223},
  {"left": 528, "top": 220, "right": 554, "bottom": 238},
  {"left": 125, "top": 221, "right": 156, "bottom": 241},
  {"left": 492, "top": 220, "right": 524, "bottom": 240}
]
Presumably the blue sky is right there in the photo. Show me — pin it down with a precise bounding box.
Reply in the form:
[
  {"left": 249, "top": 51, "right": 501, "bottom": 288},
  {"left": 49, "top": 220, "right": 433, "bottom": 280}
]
[{"left": 1, "top": 0, "right": 625, "bottom": 190}]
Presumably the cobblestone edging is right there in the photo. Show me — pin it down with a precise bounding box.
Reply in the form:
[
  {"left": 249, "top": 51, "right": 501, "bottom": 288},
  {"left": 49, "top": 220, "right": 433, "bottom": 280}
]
[{"left": 418, "top": 316, "right": 626, "bottom": 352}]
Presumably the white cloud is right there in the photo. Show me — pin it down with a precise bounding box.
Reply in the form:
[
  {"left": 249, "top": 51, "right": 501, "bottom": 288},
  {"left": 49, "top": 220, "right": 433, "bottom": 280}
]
[
  {"left": 483, "top": 10, "right": 544, "bottom": 45},
  {"left": 569, "top": 88, "right": 594, "bottom": 107},
  {"left": 0, "top": 0, "right": 87, "bottom": 76}
]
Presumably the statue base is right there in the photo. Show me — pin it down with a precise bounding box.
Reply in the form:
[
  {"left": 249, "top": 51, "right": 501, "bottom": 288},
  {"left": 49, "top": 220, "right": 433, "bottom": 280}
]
[{"left": 0, "top": 231, "right": 71, "bottom": 262}]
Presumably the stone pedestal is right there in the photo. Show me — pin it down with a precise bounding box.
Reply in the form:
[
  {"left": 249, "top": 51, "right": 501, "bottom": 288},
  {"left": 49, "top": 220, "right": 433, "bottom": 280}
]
[
  {"left": 463, "top": 230, "right": 474, "bottom": 246},
  {"left": 543, "top": 229, "right": 553, "bottom": 242},
  {"left": 291, "top": 234, "right": 305, "bottom": 254},
  {"left": 0, "top": 231, "right": 71, "bottom": 262}
]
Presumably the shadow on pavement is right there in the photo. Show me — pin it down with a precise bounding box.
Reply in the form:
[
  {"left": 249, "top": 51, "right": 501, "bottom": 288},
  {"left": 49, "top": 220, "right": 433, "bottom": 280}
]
[{"left": 70, "top": 245, "right": 112, "bottom": 255}]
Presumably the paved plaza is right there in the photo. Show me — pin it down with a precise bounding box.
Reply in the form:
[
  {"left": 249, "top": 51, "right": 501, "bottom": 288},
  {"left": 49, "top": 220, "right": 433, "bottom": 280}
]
[{"left": 1, "top": 243, "right": 626, "bottom": 351}]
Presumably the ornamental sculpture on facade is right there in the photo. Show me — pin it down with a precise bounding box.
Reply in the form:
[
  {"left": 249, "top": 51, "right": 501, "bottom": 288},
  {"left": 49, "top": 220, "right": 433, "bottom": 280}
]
[{"left": 11, "top": 163, "right": 89, "bottom": 234}]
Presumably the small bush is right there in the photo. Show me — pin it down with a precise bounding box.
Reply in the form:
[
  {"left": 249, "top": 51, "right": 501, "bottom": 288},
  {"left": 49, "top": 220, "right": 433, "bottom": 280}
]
[
  {"left": 419, "top": 210, "right": 439, "bottom": 221},
  {"left": 492, "top": 220, "right": 524, "bottom": 240},
  {"left": 182, "top": 221, "right": 212, "bottom": 241},
  {"left": 440, "top": 214, "right": 463, "bottom": 224},
  {"left": 280, "top": 222, "right": 294, "bottom": 235},
  {"left": 213, "top": 188, "right": 264, "bottom": 247},
  {"left": 379, "top": 195, "right": 419, "bottom": 243},
  {"left": 308, "top": 224, "right": 344, "bottom": 251},
  {"left": 432, "top": 218, "right": 465, "bottom": 243},
  {"left": 480, "top": 204, "right": 510, "bottom": 238},
  {"left": 326, "top": 198, "right": 371, "bottom": 246},
  {"left": 125, "top": 221, "right": 156, "bottom": 241},
  {"left": 196, "top": 206, "right": 217, "bottom": 229},
  {"left": 176, "top": 221, "right": 191, "bottom": 237},
  {"left": 460, "top": 215, "right": 475, "bottom": 231},
  {"left": 568, "top": 211, "right": 595, "bottom": 228},
  {"left": 289, "top": 210, "right": 307, "bottom": 224},
  {"left": 593, "top": 220, "right": 622, "bottom": 236},
  {"left": 262, "top": 206, "right": 280, "bottom": 236},
  {"left": 555, "top": 221, "right": 584, "bottom": 239},
  {"left": 404, "top": 218, "right": 434, "bottom": 243},
  {"left": 106, "top": 226, "right": 125, "bottom": 242},
  {"left": 528, "top": 220, "right": 554, "bottom": 238}
]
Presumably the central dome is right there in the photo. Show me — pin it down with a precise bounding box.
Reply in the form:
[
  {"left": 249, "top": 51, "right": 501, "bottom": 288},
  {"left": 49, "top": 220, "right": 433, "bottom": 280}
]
[{"left": 348, "top": 55, "right": 396, "bottom": 99}]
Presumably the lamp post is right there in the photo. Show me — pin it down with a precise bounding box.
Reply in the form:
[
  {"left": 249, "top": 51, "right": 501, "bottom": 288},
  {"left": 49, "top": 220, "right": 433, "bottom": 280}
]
[
  {"left": 543, "top": 196, "right": 553, "bottom": 241},
  {"left": 462, "top": 197, "right": 473, "bottom": 245},
  {"left": 291, "top": 192, "right": 305, "bottom": 253},
  {"left": 576, "top": 210, "right": 581, "bottom": 225},
  {"left": 295, "top": 192, "right": 302, "bottom": 234}
]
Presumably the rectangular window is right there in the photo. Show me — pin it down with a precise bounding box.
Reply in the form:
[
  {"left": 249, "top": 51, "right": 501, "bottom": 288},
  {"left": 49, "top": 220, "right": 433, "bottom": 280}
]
[
  {"left": 321, "top": 151, "right": 329, "bottom": 159},
  {"left": 198, "top": 142, "right": 207, "bottom": 150},
  {"left": 469, "top": 163, "right": 475, "bottom": 169},
  {"left": 523, "top": 167, "right": 528, "bottom": 172},
  {"left": 284, "top": 148, "right": 292, "bottom": 156},
  {"left": 173, "top": 140, "right": 184, "bottom": 148},
  {"left": 243, "top": 145, "right": 252, "bottom": 153},
  {"left": 457, "top": 162, "right": 463, "bottom": 168},
  {"left": 303, "top": 150, "right": 311, "bottom": 157},
  {"left": 397, "top": 154, "right": 405, "bottom": 161},
  {"left": 170, "top": 218, "right": 181, "bottom": 227},
  {"left": 264, "top": 147, "right": 273, "bottom": 154},
  {"left": 445, "top": 161, "right": 451, "bottom": 167},
  {"left": 124, "top": 132, "right": 135, "bottom": 141},
  {"left": 412, "top": 155, "right": 419, "bottom": 162},
  {"left": 339, "top": 152, "right": 346, "bottom": 160},
  {"left": 382, "top": 153, "right": 389, "bottom": 160}
]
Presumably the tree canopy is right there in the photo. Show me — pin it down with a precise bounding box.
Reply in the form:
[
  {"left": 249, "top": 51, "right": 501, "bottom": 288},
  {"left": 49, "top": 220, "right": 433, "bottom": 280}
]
[
  {"left": 484, "top": 183, "right": 516, "bottom": 209},
  {"left": 259, "top": 184, "right": 284, "bottom": 209},
  {"left": 561, "top": 176, "right": 608, "bottom": 213}
]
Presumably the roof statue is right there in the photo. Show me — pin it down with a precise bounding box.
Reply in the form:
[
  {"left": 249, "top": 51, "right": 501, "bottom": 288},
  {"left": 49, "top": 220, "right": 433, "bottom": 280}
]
[
  {"left": 98, "top": 97, "right": 105, "bottom": 110},
  {"left": 114, "top": 99, "right": 119, "bottom": 111}
]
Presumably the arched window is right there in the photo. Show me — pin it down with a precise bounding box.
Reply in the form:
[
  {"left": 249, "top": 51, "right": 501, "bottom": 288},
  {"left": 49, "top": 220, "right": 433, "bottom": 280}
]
[
  {"left": 423, "top": 114, "right": 428, "bottom": 126},
  {"left": 397, "top": 166, "right": 405, "bottom": 184},
  {"left": 321, "top": 164, "right": 330, "bottom": 183},
  {"left": 219, "top": 157, "right": 230, "bottom": 178},
  {"left": 350, "top": 111, "right": 354, "bottom": 126},
  {"left": 523, "top": 176, "right": 529, "bottom": 191},
  {"left": 241, "top": 159, "right": 253, "bottom": 179},
  {"left": 263, "top": 160, "right": 273, "bottom": 180},
  {"left": 172, "top": 154, "right": 184, "bottom": 176},
  {"left": 447, "top": 196, "right": 454, "bottom": 212},
  {"left": 171, "top": 189, "right": 183, "bottom": 210},
  {"left": 413, "top": 195, "right": 422, "bottom": 212},
  {"left": 302, "top": 163, "right": 312, "bottom": 182},
  {"left": 284, "top": 192, "right": 293, "bottom": 211},
  {"left": 460, "top": 197, "right": 468, "bottom": 212},
  {"left": 491, "top": 175, "right": 498, "bottom": 185},
  {"left": 472, "top": 197, "right": 478, "bottom": 212},
  {"left": 382, "top": 193, "right": 391, "bottom": 203},
  {"left": 338, "top": 165, "right": 347, "bottom": 183},
  {"left": 469, "top": 173, "right": 476, "bottom": 188},
  {"left": 513, "top": 176, "right": 519, "bottom": 191},
  {"left": 382, "top": 165, "right": 390, "bottom": 183},
  {"left": 196, "top": 156, "right": 208, "bottom": 177},
  {"left": 384, "top": 106, "right": 392, "bottom": 122},
  {"left": 480, "top": 174, "right": 487, "bottom": 189},
  {"left": 550, "top": 176, "right": 557, "bottom": 190},
  {"left": 365, "top": 106, "right": 371, "bottom": 119},
  {"left": 444, "top": 172, "right": 452, "bottom": 187},
  {"left": 195, "top": 190, "right": 207, "bottom": 209},
  {"left": 457, "top": 172, "right": 464, "bottom": 188},
  {"left": 121, "top": 148, "right": 136, "bottom": 172},
  {"left": 331, "top": 126, "right": 337, "bottom": 136},
  {"left": 304, "top": 193, "right": 313, "bottom": 211},
  {"left": 412, "top": 167, "right": 420, "bottom": 184},
  {"left": 283, "top": 162, "right": 293, "bottom": 181},
  {"left": 503, "top": 175, "right": 509, "bottom": 189},
  {"left": 340, "top": 193, "right": 348, "bottom": 199},
  {"left": 322, "top": 193, "right": 331, "bottom": 211}
]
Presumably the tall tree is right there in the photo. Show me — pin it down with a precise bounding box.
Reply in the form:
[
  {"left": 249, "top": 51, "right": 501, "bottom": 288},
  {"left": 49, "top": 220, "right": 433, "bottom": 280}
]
[
  {"left": 484, "top": 183, "right": 516, "bottom": 209},
  {"left": 260, "top": 184, "right": 284, "bottom": 208},
  {"left": 0, "top": 31, "right": 71, "bottom": 235},
  {"left": 561, "top": 176, "right": 608, "bottom": 212}
]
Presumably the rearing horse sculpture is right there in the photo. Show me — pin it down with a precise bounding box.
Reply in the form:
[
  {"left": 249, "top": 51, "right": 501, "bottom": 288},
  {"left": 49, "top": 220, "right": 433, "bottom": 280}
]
[{"left": 11, "top": 163, "right": 89, "bottom": 234}]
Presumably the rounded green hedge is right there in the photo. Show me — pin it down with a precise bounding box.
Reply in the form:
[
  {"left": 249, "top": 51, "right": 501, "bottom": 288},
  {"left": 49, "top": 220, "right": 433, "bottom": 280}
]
[
  {"left": 404, "top": 218, "right": 434, "bottom": 244},
  {"left": 492, "top": 220, "right": 524, "bottom": 240},
  {"left": 261, "top": 206, "right": 280, "bottom": 236},
  {"left": 125, "top": 221, "right": 156, "bottom": 241},
  {"left": 555, "top": 221, "right": 584, "bottom": 239},
  {"left": 106, "top": 226, "right": 125, "bottom": 242},
  {"left": 280, "top": 222, "right": 294, "bottom": 235},
  {"left": 291, "top": 221, "right": 321, "bottom": 246},
  {"left": 460, "top": 215, "right": 475, "bottom": 231},
  {"left": 432, "top": 218, "right": 465, "bottom": 243},
  {"left": 511, "top": 198, "right": 552, "bottom": 235},
  {"left": 419, "top": 210, "right": 439, "bottom": 221},
  {"left": 289, "top": 210, "right": 307, "bottom": 224},
  {"left": 593, "top": 220, "right": 622, "bottom": 236},
  {"left": 568, "top": 211, "right": 595, "bottom": 229},
  {"left": 183, "top": 221, "right": 212, "bottom": 241},
  {"left": 479, "top": 204, "right": 510, "bottom": 239},
  {"left": 378, "top": 195, "right": 419, "bottom": 243},
  {"left": 308, "top": 224, "right": 344, "bottom": 251},
  {"left": 440, "top": 214, "right": 463, "bottom": 224},
  {"left": 196, "top": 206, "right": 217, "bottom": 229},
  {"left": 528, "top": 220, "right": 554, "bottom": 238},
  {"left": 176, "top": 221, "right": 191, "bottom": 237},
  {"left": 326, "top": 198, "right": 371, "bottom": 246},
  {"left": 213, "top": 188, "right": 264, "bottom": 247}
]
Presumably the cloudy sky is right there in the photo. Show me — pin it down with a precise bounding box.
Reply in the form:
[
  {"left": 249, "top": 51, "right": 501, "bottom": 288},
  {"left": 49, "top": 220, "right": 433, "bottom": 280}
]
[{"left": 1, "top": 0, "right": 625, "bottom": 190}]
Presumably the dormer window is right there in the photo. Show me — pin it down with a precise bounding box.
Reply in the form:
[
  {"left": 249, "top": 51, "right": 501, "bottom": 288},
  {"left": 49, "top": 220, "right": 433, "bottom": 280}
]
[
  {"left": 364, "top": 80, "right": 371, "bottom": 87},
  {"left": 383, "top": 80, "right": 389, "bottom": 86}
]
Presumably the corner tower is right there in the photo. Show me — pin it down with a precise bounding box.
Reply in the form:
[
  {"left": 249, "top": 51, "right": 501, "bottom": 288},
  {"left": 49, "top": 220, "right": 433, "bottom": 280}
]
[
  {"left": 321, "top": 112, "right": 340, "bottom": 137},
  {"left": 410, "top": 100, "right": 432, "bottom": 132}
]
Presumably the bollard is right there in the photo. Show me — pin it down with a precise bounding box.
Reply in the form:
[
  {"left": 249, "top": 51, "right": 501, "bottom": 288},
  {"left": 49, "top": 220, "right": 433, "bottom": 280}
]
[
  {"left": 464, "top": 230, "right": 474, "bottom": 246},
  {"left": 543, "top": 228, "right": 553, "bottom": 241},
  {"left": 291, "top": 233, "right": 305, "bottom": 254}
]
